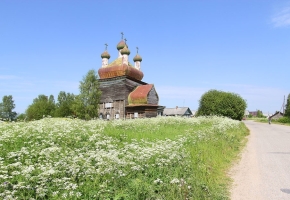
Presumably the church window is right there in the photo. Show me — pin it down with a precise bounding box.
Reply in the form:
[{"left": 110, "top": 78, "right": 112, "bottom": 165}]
[{"left": 105, "top": 103, "right": 113, "bottom": 108}]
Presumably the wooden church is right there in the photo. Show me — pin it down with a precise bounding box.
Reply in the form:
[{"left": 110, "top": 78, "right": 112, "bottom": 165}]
[{"left": 98, "top": 35, "right": 164, "bottom": 119}]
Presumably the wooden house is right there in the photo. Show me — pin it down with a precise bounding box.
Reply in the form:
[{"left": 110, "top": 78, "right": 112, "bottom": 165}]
[
  {"left": 98, "top": 37, "right": 164, "bottom": 119},
  {"left": 163, "top": 107, "right": 193, "bottom": 117},
  {"left": 270, "top": 111, "right": 284, "bottom": 120}
]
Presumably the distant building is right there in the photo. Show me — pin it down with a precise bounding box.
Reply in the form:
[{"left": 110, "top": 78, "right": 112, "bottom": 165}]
[
  {"left": 97, "top": 35, "right": 164, "bottom": 119},
  {"left": 249, "top": 111, "right": 258, "bottom": 117},
  {"left": 270, "top": 111, "right": 284, "bottom": 120},
  {"left": 263, "top": 113, "right": 272, "bottom": 118},
  {"left": 244, "top": 110, "right": 249, "bottom": 118},
  {"left": 163, "top": 107, "right": 193, "bottom": 117}
]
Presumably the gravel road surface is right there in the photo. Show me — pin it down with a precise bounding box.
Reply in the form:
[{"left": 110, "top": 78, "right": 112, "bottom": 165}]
[{"left": 230, "top": 120, "right": 290, "bottom": 200}]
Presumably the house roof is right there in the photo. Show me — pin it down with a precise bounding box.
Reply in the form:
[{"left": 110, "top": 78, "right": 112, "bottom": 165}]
[
  {"left": 163, "top": 107, "right": 192, "bottom": 116},
  {"left": 270, "top": 111, "right": 284, "bottom": 118},
  {"left": 128, "top": 84, "right": 153, "bottom": 105}
]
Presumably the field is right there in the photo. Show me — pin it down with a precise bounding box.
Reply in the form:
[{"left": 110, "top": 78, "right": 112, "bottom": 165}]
[{"left": 0, "top": 116, "right": 248, "bottom": 200}]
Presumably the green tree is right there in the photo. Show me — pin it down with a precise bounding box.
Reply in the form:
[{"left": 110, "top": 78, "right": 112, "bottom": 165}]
[
  {"left": 54, "top": 91, "right": 75, "bottom": 117},
  {"left": 72, "top": 70, "right": 101, "bottom": 120},
  {"left": 285, "top": 94, "right": 290, "bottom": 118},
  {"left": 26, "top": 95, "right": 56, "bottom": 120},
  {"left": 0, "top": 95, "right": 17, "bottom": 121},
  {"left": 197, "top": 90, "right": 247, "bottom": 120},
  {"left": 256, "top": 110, "right": 264, "bottom": 118},
  {"left": 17, "top": 113, "right": 26, "bottom": 121}
]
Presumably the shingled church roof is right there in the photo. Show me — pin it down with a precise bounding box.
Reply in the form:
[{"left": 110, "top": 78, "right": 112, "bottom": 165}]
[{"left": 128, "top": 84, "right": 157, "bottom": 105}]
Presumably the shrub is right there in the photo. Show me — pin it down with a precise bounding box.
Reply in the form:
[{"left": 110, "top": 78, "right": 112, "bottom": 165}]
[
  {"left": 197, "top": 90, "right": 247, "bottom": 121},
  {"left": 276, "top": 116, "right": 290, "bottom": 124}
]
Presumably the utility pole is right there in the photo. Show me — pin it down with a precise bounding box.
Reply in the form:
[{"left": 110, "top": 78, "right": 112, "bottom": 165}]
[
  {"left": 280, "top": 95, "right": 286, "bottom": 114},
  {"left": 283, "top": 95, "right": 285, "bottom": 114}
]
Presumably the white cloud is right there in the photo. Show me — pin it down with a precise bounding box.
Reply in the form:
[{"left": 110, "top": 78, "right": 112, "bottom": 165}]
[{"left": 272, "top": 6, "right": 290, "bottom": 27}]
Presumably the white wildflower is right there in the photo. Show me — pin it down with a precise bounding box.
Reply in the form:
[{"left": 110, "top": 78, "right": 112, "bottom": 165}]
[{"left": 170, "top": 178, "right": 180, "bottom": 184}]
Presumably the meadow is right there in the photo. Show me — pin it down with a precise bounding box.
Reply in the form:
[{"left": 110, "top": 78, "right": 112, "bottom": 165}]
[{"left": 0, "top": 116, "right": 248, "bottom": 200}]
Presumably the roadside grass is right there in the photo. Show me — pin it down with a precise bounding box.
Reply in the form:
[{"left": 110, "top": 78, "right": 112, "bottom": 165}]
[
  {"left": 253, "top": 117, "right": 290, "bottom": 126},
  {"left": 0, "top": 116, "right": 248, "bottom": 199}
]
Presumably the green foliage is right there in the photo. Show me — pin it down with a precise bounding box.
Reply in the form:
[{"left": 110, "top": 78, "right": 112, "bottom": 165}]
[
  {"left": 255, "top": 116, "right": 290, "bottom": 125},
  {"left": 0, "top": 117, "right": 248, "bottom": 199},
  {"left": 54, "top": 91, "right": 76, "bottom": 117},
  {"left": 197, "top": 90, "right": 247, "bottom": 120},
  {"left": 16, "top": 113, "right": 26, "bottom": 121},
  {"left": 256, "top": 110, "right": 265, "bottom": 118},
  {"left": 285, "top": 94, "right": 290, "bottom": 117},
  {"left": 276, "top": 116, "right": 290, "bottom": 124},
  {"left": 26, "top": 94, "right": 56, "bottom": 120},
  {"left": 0, "top": 95, "right": 17, "bottom": 121},
  {"left": 72, "top": 70, "right": 101, "bottom": 120}
]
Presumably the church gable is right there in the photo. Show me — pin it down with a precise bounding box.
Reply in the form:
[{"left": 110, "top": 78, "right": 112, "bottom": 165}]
[
  {"left": 147, "top": 85, "right": 159, "bottom": 105},
  {"left": 128, "top": 84, "right": 158, "bottom": 105},
  {"left": 99, "top": 77, "right": 145, "bottom": 103}
]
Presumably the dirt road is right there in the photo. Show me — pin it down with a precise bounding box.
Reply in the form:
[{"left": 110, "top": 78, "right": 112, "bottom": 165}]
[{"left": 230, "top": 120, "right": 290, "bottom": 200}]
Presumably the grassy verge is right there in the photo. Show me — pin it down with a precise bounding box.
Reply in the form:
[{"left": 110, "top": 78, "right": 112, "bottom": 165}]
[
  {"left": 0, "top": 116, "right": 248, "bottom": 199},
  {"left": 253, "top": 117, "right": 290, "bottom": 126}
]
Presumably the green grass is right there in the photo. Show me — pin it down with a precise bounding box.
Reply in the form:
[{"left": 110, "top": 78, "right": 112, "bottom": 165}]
[
  {"left": 0, "top": 116, "right": 248, "bottom": 199},
  {"left": 253, "top": 117, "right": 290, "bottom": 126}
]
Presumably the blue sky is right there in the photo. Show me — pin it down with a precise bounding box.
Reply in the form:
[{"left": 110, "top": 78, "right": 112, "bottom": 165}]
[{"left": 1, "top": 0, "right": 289, "bottom": 115}]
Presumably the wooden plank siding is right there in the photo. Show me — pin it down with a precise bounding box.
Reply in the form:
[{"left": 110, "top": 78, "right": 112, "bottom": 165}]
[
  {"left": 99, "top": 100, "right": 125, "bottom": 120},
  {"left": 99, "top": 76, "right": 146, "bottom": 104},
  {"left": 126, "top": 106, "right": 158, "bottom": 119},
  {"left": 98, "top": 76, "right": 160, "bottom": 120},
  {"left": 147, "top": 86, "right": 159, "bottom": 105}
]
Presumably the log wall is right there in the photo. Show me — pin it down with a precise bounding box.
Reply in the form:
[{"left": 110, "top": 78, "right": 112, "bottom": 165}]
[{"left": 147, "top": 86, "right": 159, "bottom": 105}]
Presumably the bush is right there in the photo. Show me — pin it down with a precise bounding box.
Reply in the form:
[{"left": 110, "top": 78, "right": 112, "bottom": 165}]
[
  {"left": 197, "top": 90, "right": 247, "bottom": 121},
  {"left": 276, "top": 116, "right": 290, "bottom": 124}
]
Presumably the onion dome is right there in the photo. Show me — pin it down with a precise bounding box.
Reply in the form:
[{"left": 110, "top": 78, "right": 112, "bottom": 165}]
[
  {"left": 117, "top": 40, "right": 126, "bottom": 50},
  {"left": 101, "top": 51, "right": 110, "bottom": 59},
  {"left": 121, "top": 45, "right": 130, "bottom": 55},
  {"left": 133, "top": 54, "right": 142, "bottom": 62}
]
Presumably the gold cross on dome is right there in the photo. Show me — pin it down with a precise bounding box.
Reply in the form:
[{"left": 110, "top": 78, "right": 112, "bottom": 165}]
[
  {"left": 121, "top": 32, "right": 124, "bottom": 39},
  {"left": 124, "top": 38, "right": 127, "bottom": 44},
  {"left": 104, "top": 43, "right": 108, "bottom": 50},
  {"left": 136, "top": 47, "right": 139, "bottom": 54}
]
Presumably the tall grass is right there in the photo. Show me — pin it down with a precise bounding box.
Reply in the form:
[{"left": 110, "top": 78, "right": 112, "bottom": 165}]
[
  {"left": 0, "top": 116, "right": 248, "bottom": 199},
  {"left": 254, "top": 116, "right": 290, "bottom": 126}
]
